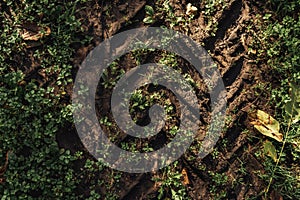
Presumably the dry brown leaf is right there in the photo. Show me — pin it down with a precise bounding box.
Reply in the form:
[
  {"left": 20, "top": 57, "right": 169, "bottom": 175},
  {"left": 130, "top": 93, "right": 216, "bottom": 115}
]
[
  {"left": 0, "top": 178, "right": 5, "bottom": 184},
  {"left": 186, "top": 3, "right": 198, "bottom": 15},
  {"left": 181, "top": 168, "right": 190, "bottom": 185}
]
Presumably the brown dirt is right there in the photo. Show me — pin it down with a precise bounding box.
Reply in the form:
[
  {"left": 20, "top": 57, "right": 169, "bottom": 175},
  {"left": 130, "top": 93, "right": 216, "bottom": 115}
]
[{"left": 54, "top": 0, "right": 280, "bottom": 199}]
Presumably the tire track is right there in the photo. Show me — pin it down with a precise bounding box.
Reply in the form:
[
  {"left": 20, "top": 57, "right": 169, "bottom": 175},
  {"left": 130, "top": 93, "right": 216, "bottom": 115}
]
[
  {"left": 185, "top": 0, "right": 266, "bottom": 198},
  {"left": 204, "top": 0, "right": 243, "bottom": 51},
  {"left": 67, "top": 0, "right": 267, "bottom": 198}
]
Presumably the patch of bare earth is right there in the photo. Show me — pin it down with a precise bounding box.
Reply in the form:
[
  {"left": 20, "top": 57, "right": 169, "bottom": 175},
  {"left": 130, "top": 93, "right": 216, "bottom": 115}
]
[{"left": 56, "top": 0, "right": 276, "bottom": 199}]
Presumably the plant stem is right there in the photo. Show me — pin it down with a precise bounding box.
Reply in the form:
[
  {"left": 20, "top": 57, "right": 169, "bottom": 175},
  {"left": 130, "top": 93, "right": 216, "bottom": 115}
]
[{"left": 264, "top": 120, "right": 292, "bottom": 197}]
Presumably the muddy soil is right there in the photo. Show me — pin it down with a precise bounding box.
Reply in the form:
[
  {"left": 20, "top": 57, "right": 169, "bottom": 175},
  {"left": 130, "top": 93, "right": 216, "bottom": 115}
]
[{"left": 55, "top": 0, "right": 279, "bottom": 199}]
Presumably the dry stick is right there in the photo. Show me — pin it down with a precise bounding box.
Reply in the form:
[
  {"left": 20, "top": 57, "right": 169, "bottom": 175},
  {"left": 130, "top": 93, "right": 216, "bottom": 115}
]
[{"left": 0, "top": 151, "right": 11, "bottom": 177}]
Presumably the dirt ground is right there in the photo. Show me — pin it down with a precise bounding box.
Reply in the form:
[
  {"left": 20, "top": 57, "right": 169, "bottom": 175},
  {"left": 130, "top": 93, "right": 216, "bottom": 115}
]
[{"left": 55, "top": 0, "right": 281, "bottom": 199}]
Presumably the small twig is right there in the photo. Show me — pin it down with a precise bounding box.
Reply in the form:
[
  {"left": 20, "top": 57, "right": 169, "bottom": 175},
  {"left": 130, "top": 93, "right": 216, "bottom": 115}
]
[{"left": 0, "top": 150, "right": 12, "bottom": 184}]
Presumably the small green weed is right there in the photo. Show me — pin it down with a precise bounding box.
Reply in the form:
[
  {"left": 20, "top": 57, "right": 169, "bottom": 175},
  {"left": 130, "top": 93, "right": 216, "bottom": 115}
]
[
  {"left": 253, "top": 1, "right": 300, "bottom": 199},
  {"left": 153, "top": 162, "right": 190, "bottom": 200}
]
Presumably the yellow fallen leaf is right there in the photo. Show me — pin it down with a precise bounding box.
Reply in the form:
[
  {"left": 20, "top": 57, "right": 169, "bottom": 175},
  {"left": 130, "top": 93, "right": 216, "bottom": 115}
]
[{"left": 250, "top": 110, "right": 283, "bottom": 142}]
